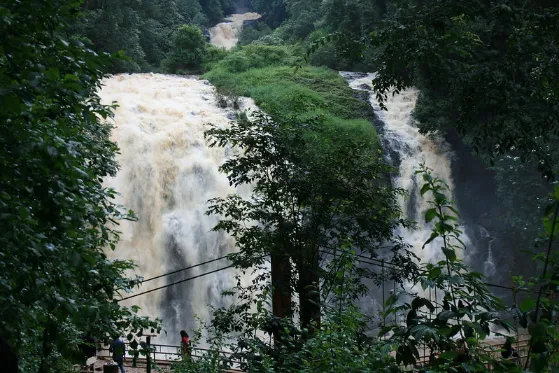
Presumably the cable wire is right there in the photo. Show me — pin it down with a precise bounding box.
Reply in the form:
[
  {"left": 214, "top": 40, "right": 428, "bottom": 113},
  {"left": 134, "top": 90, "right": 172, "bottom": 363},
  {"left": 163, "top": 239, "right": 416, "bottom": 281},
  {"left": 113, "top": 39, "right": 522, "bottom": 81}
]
[
  {"left": 119, "top": 265, "right": 235, "bottom": 302},
  {"left": 140, "top": 255, "right": 230, "bottom": 283},
  {"left": 123, "top": 248, "right": 529, "bottom": 302},
  {"left": 320, "top": 248, "right": 530, "bottom": 293}
]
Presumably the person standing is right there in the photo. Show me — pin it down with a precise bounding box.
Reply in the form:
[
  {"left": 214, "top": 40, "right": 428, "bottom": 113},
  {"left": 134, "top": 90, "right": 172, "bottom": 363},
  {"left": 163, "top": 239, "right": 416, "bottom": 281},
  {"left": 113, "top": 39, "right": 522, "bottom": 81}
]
[
  {"left": 180, "top": 330, "right": 191, "bottom": 359},
  {"left": 109, "top": 336, "right": 126, "bottom": 373}
]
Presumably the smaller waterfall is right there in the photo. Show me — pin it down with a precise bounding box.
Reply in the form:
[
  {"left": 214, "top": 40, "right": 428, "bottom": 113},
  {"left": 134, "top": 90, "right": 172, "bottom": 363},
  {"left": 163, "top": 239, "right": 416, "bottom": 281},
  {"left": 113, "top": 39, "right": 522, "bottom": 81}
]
[
  {"left": 209, "top": 13, "right": 261, "bottom": 50},
  {"left": 341, "top": 72, "right": 473, "bottom": 266},
  {"left": 479, "top": 226, "right": 497, "bottom": 277}
]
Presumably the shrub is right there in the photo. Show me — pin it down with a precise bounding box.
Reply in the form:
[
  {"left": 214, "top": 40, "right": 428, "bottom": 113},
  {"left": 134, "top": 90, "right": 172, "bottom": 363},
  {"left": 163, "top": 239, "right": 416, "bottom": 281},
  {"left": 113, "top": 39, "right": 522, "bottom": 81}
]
[
  {"left": 202, "top": 44, "right": 229, "bottom": 69},
  {"left": 217, "top": 45, "right": 295, "bottom": 73},
  {"left": 220, "top": 53, "right": 251, "bottom": 73}
]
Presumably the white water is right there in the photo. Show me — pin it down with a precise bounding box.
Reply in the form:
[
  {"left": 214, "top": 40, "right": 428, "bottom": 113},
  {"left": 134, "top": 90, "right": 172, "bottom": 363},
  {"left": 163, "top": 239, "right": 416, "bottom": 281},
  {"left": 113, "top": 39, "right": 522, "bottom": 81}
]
[
  {"left": 479, "top": 226, "right": 497, "bottom": 277},
  {"left": 209, "top": 12, "right": 261, "bottom": 50},
  {"left": 341, "top": 72, "right": 471, "bottom": 266},
  {"left": 100, "top": 73, "right": 252, "bottom": 342}
]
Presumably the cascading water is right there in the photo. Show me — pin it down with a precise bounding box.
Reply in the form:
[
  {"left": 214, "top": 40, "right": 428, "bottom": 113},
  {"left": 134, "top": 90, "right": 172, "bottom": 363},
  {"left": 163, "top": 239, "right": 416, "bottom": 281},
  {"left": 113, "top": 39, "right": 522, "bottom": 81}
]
[
  {"left": 342, "top": 73, "right": 517, "bottom": 340},
  {"left": 341, "top": 72, "right": 472, "bottom": 267},
  {"left": 100, "top": 74, "right": 252, "bottom": 342},
  {"left": 479, "top": 226, "right": 497, "bottom": 277},
  {"left": 209, "top": 12, "right": 261, "bottom": 50},
  {"left": 97, "top": 10, "right": 261, "bottom": 344}
]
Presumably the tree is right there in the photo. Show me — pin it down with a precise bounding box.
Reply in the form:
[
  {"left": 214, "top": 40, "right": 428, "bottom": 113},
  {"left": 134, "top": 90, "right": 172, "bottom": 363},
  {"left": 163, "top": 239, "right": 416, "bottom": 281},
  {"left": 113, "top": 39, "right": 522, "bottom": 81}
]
[
  {"left": 200, "top": 0, "right": 224, "bottom": 24},
  {"left": 0, "top": 1, "right": 159, "bottom": 371},
  {"left": 205, "top": 112, "right": 415, "bottom": 333},
  {"left": 383, "top": 166, "right": 516, "bottom": 372},
  {"left": 163, "top": 24, "right": 208, "bottom": 73},
  {"left": 252, "top": 0, "right": 287, "bottom": 28},
  {"left": 74, "top": 0, "right": 146, "bottom": 71}
]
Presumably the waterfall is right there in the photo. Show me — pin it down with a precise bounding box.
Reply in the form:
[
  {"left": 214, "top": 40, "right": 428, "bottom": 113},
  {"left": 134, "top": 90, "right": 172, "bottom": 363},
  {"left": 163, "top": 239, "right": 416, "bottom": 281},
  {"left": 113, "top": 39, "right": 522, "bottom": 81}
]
[
  {"left": 209, "top": 12, "right": 261, "bottom": 50},
  {"left": 341, "top": 72, "right": 472, "bottom": 266},
  {"left": 100, "top": 73, "right": 252, "bottom": 342},
  {"left": 479, "top": 226, "right": 497, "bottom": 277}
]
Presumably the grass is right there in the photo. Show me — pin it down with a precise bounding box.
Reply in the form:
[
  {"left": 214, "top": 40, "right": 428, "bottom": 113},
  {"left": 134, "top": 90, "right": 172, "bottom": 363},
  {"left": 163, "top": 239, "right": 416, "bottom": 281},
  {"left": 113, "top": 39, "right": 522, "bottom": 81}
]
[{"left": 203, "top": 44, "right": 378, "bottom": 146}]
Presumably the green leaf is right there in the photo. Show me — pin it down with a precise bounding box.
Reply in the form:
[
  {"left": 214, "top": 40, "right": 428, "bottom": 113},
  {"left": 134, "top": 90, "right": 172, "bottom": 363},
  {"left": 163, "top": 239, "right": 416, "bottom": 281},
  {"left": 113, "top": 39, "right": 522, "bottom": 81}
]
[
  {"left": 427, "top": 266, "right": 442, "bottom": 279},
  {"left": 442, "top": 247, "right": 457, "bottom": 262},
  {"left": 425, "top": 208, "right": 437, "bottom": 223},
  {"left": 440, "top": 351, "right": 457, "bottom": 360},
  {"left": 423, "top": 232, "right": 438, "bottom": 248},
  {"left": 412, "top": 297, "right": 435, "bottom": 312},
  {"left": 543, "top": 216, "right": 559, "bottom": 238},
  {"left": 18, "top": 207, "right": 29, "bottom": 219},
  {"left": 519, "top": 298, "right": 537, "bottom": 313},
  {"left": 438, "top": 310, "right": 456, "bottom": 321},
  {"left": 420, "top": 183, "right": 430, "bottom": 196},
  {"left": 410, "top": 324, "right": 439, "bottom": 342}
]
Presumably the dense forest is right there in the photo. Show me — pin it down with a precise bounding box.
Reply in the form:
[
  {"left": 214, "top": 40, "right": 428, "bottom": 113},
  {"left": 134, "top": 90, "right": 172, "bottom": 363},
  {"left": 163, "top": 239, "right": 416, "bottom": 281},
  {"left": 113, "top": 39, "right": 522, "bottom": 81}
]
[{"left": 2, "top": 0, "right": 559, "bottom": 372}]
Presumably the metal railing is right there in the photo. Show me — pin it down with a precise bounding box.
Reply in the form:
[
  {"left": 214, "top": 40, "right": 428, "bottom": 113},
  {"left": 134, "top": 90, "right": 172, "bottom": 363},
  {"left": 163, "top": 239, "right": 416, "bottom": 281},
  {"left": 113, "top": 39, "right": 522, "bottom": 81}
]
[{"left": 98, "top": 342, "right": 243, "bottom": 370}]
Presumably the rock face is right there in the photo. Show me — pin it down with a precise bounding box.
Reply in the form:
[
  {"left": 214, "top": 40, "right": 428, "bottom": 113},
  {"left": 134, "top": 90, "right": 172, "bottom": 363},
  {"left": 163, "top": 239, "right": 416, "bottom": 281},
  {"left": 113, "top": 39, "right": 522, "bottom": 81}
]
[{"left": 445, "top": 130, "right": 539, "bottom": 287}]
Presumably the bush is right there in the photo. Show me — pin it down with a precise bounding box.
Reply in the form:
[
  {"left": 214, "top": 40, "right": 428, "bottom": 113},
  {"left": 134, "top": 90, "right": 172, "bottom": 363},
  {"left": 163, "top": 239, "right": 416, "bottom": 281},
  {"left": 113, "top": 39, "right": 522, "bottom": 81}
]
[
  {"left": 217, "top": 45, "right": 295, "bottom": 73},
  {"left": 202, "top": 44, "right": 229, "bottom": 69},
  {"left": 220, "top": 53, "right": 251, "bottom": 73}
]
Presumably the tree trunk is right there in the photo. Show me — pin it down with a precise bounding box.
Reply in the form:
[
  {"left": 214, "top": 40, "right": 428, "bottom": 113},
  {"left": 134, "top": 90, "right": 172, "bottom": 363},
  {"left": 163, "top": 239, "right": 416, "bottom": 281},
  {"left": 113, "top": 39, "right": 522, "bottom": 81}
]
[
  {"left": 299, "top": 250, "right": 321, "bottom": 333},
  {"left": 271, "top": 251, "right": 292, "bottom": 342}
]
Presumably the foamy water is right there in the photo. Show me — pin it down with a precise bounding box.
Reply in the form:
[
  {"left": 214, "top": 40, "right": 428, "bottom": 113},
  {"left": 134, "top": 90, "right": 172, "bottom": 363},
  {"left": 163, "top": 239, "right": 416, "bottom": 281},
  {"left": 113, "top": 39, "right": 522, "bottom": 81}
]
[
  {"left": 209, "top": 12, "right": 261, "bottom": 50},
  {"left": 342, "top": 72, "right": 471, "bottom": 266},
  {"left": 100, "top": 73, "right": 253, "bottom": 341}
]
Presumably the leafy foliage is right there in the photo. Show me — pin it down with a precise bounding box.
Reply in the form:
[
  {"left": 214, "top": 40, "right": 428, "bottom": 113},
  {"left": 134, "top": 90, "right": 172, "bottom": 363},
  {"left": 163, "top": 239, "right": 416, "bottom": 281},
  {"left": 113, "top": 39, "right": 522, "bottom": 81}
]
[
  {"left": 512, "top": 185, "right": 559, "bottom": 372},
  {"left": 242, "top": 0, "right": 389, "bottom": 70},
  {"left": 238, "top": 21, "right": 273, "bottom": 46},
  {"left": 251, "top": 0, "right": 287, "bottom": 28},
  {"left": 0, "top": 1, "right": 160, "bottom": 371}
]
